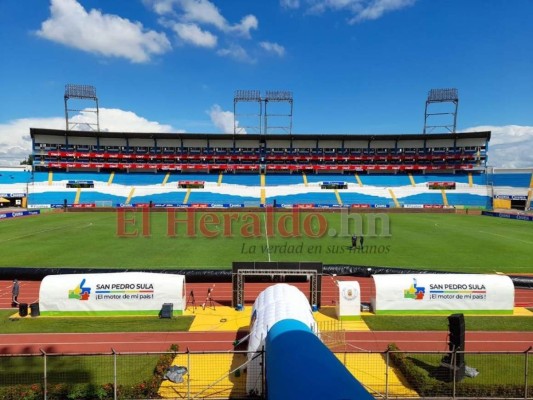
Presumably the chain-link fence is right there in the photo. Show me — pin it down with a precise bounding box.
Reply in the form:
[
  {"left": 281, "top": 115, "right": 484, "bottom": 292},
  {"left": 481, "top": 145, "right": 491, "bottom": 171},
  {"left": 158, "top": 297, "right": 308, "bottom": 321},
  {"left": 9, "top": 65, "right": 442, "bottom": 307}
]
[{"left": 0, "top": 348, "right": 530, "bottom": 399}]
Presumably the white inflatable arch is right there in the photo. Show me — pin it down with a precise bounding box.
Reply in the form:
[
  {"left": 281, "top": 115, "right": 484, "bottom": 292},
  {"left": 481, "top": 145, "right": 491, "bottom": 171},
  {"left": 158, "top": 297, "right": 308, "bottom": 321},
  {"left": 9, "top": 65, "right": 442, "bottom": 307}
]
[{"left": 246, "top": 284, "right": 317, "bottom": 395}]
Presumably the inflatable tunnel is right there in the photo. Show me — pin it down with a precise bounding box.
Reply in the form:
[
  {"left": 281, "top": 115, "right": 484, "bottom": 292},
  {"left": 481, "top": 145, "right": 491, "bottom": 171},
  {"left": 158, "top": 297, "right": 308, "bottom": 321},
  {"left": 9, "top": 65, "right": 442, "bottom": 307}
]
[
  {"left": 246, "top": 284, "right": 317, "bottom": 395},
  {"left": 266, "top": 319, "right": 374, "bottom": 400},
  {"left": 245, "top": 284, "right": 373, "bottom": 399}
]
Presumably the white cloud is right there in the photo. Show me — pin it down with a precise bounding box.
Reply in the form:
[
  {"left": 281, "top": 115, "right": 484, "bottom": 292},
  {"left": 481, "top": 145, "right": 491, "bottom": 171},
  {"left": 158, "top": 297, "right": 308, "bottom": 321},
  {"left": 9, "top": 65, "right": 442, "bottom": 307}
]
[
  {"left": 349, "top": 0, "right": 416, "bottom": 23},
  {"left": 0, "top": 117, "right": 63, "bottom": 167},
  {"left": 87, "top": 108, "right": 176, "bottom": 133},
  {"left": 148, "top": 0, "right": 258, "bottom": 37},
  {"left": 172, "top": 23, "right": 217, "bottom": 47},
  {"left": 37, "top": 0, "right": 171, "bottom": 63},
  {"left": 260, "top": 41, "right": 286, "bottom": 57},
  {"left": 144, "top": 0, "right": 177, "bottom": 15},
  {"left": 217, "top": 44, "right": 256, "bottom": 64},
  {"left": 208, "top": 105, "right": 246, "bottom": 134},
  {"left": 301, "top": 0, "right": 416, "bottom": 23},
  {"left": 178, "top": 0, "right": 228, "bottom": 29},
  {"left": 228, "top": 15, "right": 259, "bottom": 38},
  {"left": 280, "top": 0, "right": 301, "bottom": 9},
  {"left": 0, "top": 109, "right": 177, "bottom": 166},
  {"left": 464, "top": 125, "right": 533, "bottom": 168}
]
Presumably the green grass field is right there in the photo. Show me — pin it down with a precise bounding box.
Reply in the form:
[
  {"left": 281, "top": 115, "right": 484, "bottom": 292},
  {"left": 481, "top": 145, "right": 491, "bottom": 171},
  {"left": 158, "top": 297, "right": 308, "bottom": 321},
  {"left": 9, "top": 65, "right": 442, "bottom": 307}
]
[
  {"left": 1, "top": 309, "right": 529, "bottom": 334},
  {"left": 0, "top": 310, "right": 194, "bottom": 334},
  {"left": 1, "top": 210, "right": 532, "bottom": 273},
  {"left": 1, "top": 209, "right": 531, "bottom": 396},
  {"left": 0, "top": 353, "right": 160, "bottom": 386}
]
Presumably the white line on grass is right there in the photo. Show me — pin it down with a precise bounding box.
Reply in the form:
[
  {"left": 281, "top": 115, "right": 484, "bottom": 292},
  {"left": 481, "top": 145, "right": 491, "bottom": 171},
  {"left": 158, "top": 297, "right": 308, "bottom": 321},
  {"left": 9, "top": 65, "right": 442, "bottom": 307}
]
[
  {"left": 0, "top": 223, "right": 94, "bottom": 243},
  {"left": 478, "top": 230, "right": 533, "bottom": 245},
  {"left": 263, "top": 210, "right": 271, "bottom": 262}
]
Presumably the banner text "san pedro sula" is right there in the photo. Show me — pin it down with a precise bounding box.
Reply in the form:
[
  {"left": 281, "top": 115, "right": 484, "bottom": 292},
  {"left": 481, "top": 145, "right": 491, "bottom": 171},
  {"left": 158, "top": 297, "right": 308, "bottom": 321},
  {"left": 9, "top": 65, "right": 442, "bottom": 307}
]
[{"left": 116, "top": 208, "right": 391, "bottom": 239}]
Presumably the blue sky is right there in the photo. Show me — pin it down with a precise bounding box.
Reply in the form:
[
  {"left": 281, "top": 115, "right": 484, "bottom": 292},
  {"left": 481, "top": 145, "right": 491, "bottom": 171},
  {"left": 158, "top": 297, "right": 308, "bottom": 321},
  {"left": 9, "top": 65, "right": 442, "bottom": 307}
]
[{"left": 0, "top": 0, "right": 532, "bottom": 167}]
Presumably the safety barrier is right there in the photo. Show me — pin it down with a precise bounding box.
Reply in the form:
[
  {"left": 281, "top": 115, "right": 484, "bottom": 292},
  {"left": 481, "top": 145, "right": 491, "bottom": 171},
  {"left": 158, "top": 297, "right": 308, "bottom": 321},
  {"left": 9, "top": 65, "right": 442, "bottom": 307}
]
[{"left": 0, "top": 347, "right": 530, "bottom": 399}]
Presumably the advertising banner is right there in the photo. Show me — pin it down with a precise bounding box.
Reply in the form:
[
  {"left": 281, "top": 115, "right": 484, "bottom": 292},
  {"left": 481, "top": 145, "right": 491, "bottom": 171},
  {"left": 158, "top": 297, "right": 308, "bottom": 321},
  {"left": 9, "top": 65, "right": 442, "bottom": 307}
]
[
  {"left": 371, "top": 274, "right": 514, "bottom": 315},
  {"left": 482, "top": 211, "right": 533, "bottom": 222},
  {"left": 39, "top": 272, "right": 185, "bottom": 316},
  {"left": 0, "top": 210, "right": 40, "bottom": 219}
]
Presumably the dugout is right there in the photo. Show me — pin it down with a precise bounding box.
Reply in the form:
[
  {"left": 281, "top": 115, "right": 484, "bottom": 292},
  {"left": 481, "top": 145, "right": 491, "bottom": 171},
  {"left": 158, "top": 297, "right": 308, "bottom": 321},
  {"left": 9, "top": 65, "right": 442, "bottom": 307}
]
[
  {"left": 493, "top": 194, "right": 528, "bottom": 210},
  {"left": 39, "top": 272, "right": 186, "bottom": 316},
  {"left": 232, "top": 261, "right": 322, "bottom": 309}
]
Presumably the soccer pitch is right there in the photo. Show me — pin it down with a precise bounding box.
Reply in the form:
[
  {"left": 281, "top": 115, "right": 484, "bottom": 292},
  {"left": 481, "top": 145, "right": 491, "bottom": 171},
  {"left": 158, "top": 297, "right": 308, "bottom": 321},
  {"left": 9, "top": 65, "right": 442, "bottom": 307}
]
[{"left": 1, "top": 209, "right": 532, "bottom": 274}]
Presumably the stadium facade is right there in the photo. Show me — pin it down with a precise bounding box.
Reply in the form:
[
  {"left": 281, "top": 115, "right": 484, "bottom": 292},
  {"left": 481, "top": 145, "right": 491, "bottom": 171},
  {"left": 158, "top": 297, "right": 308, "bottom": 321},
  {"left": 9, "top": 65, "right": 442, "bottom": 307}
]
[{"left": 0, "top": 128, "right": 532, "bottom": 211}]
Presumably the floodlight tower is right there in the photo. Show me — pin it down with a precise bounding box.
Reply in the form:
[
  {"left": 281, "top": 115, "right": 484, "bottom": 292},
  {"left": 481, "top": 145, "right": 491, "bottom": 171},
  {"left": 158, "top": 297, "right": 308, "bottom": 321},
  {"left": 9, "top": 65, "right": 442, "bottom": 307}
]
[
  {"left": 234, "top": 90, "right": 262, "bottom": 134},
  {"left": 264, "top": 90, "right": 293, "bottom": 135},
  {"left": 423, "top": 88, "right": 459, "bottom": 134},
  {"left": 64, "top": 84, "right": 100, "bottom": 131}
]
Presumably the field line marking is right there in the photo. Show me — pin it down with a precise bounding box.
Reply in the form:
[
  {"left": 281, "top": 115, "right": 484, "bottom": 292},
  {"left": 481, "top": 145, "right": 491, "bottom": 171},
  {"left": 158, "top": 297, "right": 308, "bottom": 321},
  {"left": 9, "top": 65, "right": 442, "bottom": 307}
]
[
  {"left": 263, "top": 210, "right": 271, "bottom": 262},
  {"left": 478, "top": 230, "right": 533, "bottom": 245},
  {"left": 0, "top": 222, "right": 94, "bottom": 243}
]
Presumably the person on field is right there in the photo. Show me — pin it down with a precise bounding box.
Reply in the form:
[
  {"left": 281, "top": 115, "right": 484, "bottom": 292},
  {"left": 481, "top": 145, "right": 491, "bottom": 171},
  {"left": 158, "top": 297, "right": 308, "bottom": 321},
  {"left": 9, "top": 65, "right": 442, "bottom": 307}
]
[
  {"left": 12, "top": 279, "right": 19, "bottom": 307},
  {"left": 360, "top": 236, "right": 364, "bottom": 249},
  {"left": 351, "top": 235, "right": 358, "bottom": 249}
]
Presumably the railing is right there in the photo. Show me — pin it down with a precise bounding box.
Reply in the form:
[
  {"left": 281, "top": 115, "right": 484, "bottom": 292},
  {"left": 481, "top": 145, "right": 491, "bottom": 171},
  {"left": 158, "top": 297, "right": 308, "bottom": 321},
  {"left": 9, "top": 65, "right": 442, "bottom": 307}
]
[{"left": 0, "top": 348, "right": 530, "bottom": 399}]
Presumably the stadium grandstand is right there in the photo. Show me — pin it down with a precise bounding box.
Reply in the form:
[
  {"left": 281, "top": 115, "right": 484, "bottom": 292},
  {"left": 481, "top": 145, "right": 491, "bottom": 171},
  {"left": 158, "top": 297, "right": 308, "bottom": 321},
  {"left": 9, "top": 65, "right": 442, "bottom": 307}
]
[
  {"left": 0, "top": 128, "right": 504, "bottom": 209},
  {"left": 0, "top": 127, "right": 527, "bottom": 211},
  {"left": 0, "top": 127, "right": 531, "bottom": 211}
]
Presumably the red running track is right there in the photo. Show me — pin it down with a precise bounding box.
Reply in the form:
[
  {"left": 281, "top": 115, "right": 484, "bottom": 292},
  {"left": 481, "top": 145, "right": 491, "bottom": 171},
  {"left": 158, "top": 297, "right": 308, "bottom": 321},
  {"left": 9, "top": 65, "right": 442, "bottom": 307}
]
[
  {"left": 0, "top": 331, "right": 531, "bottom": 354},
  {"left": 0, "top": 278, "right": 532, "bottom": 354}
]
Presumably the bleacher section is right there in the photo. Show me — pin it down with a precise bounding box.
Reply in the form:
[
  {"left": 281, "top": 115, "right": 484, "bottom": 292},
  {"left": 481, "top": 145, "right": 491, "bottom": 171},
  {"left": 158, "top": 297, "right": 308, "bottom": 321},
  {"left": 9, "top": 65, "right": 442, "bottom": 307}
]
[
  {"left": 0, "top": 167, "right": 31, "bottom": 208},
  {"left": 490, "top": 172, "right": 532, "bottom": 187},
  {"left": 23, "top": 170, "right": 494, "bottom": 209},
  {"left": 31, "top": 129, "right": 489, "bottom": 174},
  {"left": 265, "top": 174, "right": 306, "bottom": 186},
  {"left": 16, "top": 128, "right": 522, "bottom": 210},
  {"left": 489, "top": 169, "right": 533, "bottom": 211},
  {"left": 348, "top": 174, "right": 411, "bottom": 187},
  {"left": 212, "top": 173, "right": 257, "bottom": 186},
  {"left": 0, "top": 169, "right": 32, "bottom": 184}
]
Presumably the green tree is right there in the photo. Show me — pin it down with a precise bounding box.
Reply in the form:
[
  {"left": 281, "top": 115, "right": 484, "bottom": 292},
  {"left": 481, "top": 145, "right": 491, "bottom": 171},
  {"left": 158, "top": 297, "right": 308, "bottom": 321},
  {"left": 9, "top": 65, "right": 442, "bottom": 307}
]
[{"left": 19, "top": 154, "right": 33, "bottom": 166}]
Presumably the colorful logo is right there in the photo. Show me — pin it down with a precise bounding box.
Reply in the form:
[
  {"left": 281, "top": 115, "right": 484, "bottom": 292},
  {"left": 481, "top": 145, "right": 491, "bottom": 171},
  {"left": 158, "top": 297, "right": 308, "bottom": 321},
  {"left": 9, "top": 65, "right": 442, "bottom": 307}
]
[
  {"left": 342, "top": 286, "right": 358, "bottom": 301},
  {"left": 69, "top": 278, "right": 91, "bottom": 301},
  {"left": 404, "top": 278, "right": 425, "bottom": 300}
]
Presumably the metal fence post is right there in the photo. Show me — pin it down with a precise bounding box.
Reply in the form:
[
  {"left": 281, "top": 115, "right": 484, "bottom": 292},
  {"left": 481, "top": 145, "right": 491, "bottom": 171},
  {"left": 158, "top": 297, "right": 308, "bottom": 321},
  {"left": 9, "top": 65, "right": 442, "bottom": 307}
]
[
  {"left": 525, "top": 346, "right": 531, "bottom": 399},
  {"left": 262, "top": 346, "right": 266, "bottom": 399},
  {"left": 112, "top": 348, "right": 117, "bottom": 400},
  {"left": 187, "top": 348, "right": 191, "bottom": 400},
  {"left": 40, "top": 349, "right": 47, "bottom": 400},
  {"left": 452, "top": 348, "right": 457, "bottom": 399},
  {"left": 385, "top": 349, "right": 390, "bottom": 400}
]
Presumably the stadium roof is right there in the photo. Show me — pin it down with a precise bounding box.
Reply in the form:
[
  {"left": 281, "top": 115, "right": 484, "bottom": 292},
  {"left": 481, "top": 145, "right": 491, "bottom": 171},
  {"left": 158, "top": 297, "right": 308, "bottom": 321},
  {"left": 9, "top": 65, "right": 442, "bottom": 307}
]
[{"left": 30, "top": 128, "right": 491, "bottom": 142}]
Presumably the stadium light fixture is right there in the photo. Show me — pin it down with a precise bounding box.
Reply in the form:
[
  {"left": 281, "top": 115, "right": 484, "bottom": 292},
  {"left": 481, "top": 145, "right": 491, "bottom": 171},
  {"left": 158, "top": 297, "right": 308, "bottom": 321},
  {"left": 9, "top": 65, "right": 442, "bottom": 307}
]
[
  {"left": 423, "top": 88, "right": 459, "bottom": 134},
  {"left": 234, "top": 90, "right": 261, "bottom": 102},
  {"left": 64, "top": 84, "right": 100, "bottom": 132},
  {"left": 265, "top": 90, "right": 293, "bottom": 102},
  {"left": 427, "top": 88, "right": 459, "bottom": 103},
  {"left": 233, "top": 89, "right": 294, "bottom": 135},
  {"left": 64, "top": 84, "right": 98, "bottom": 100}
]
